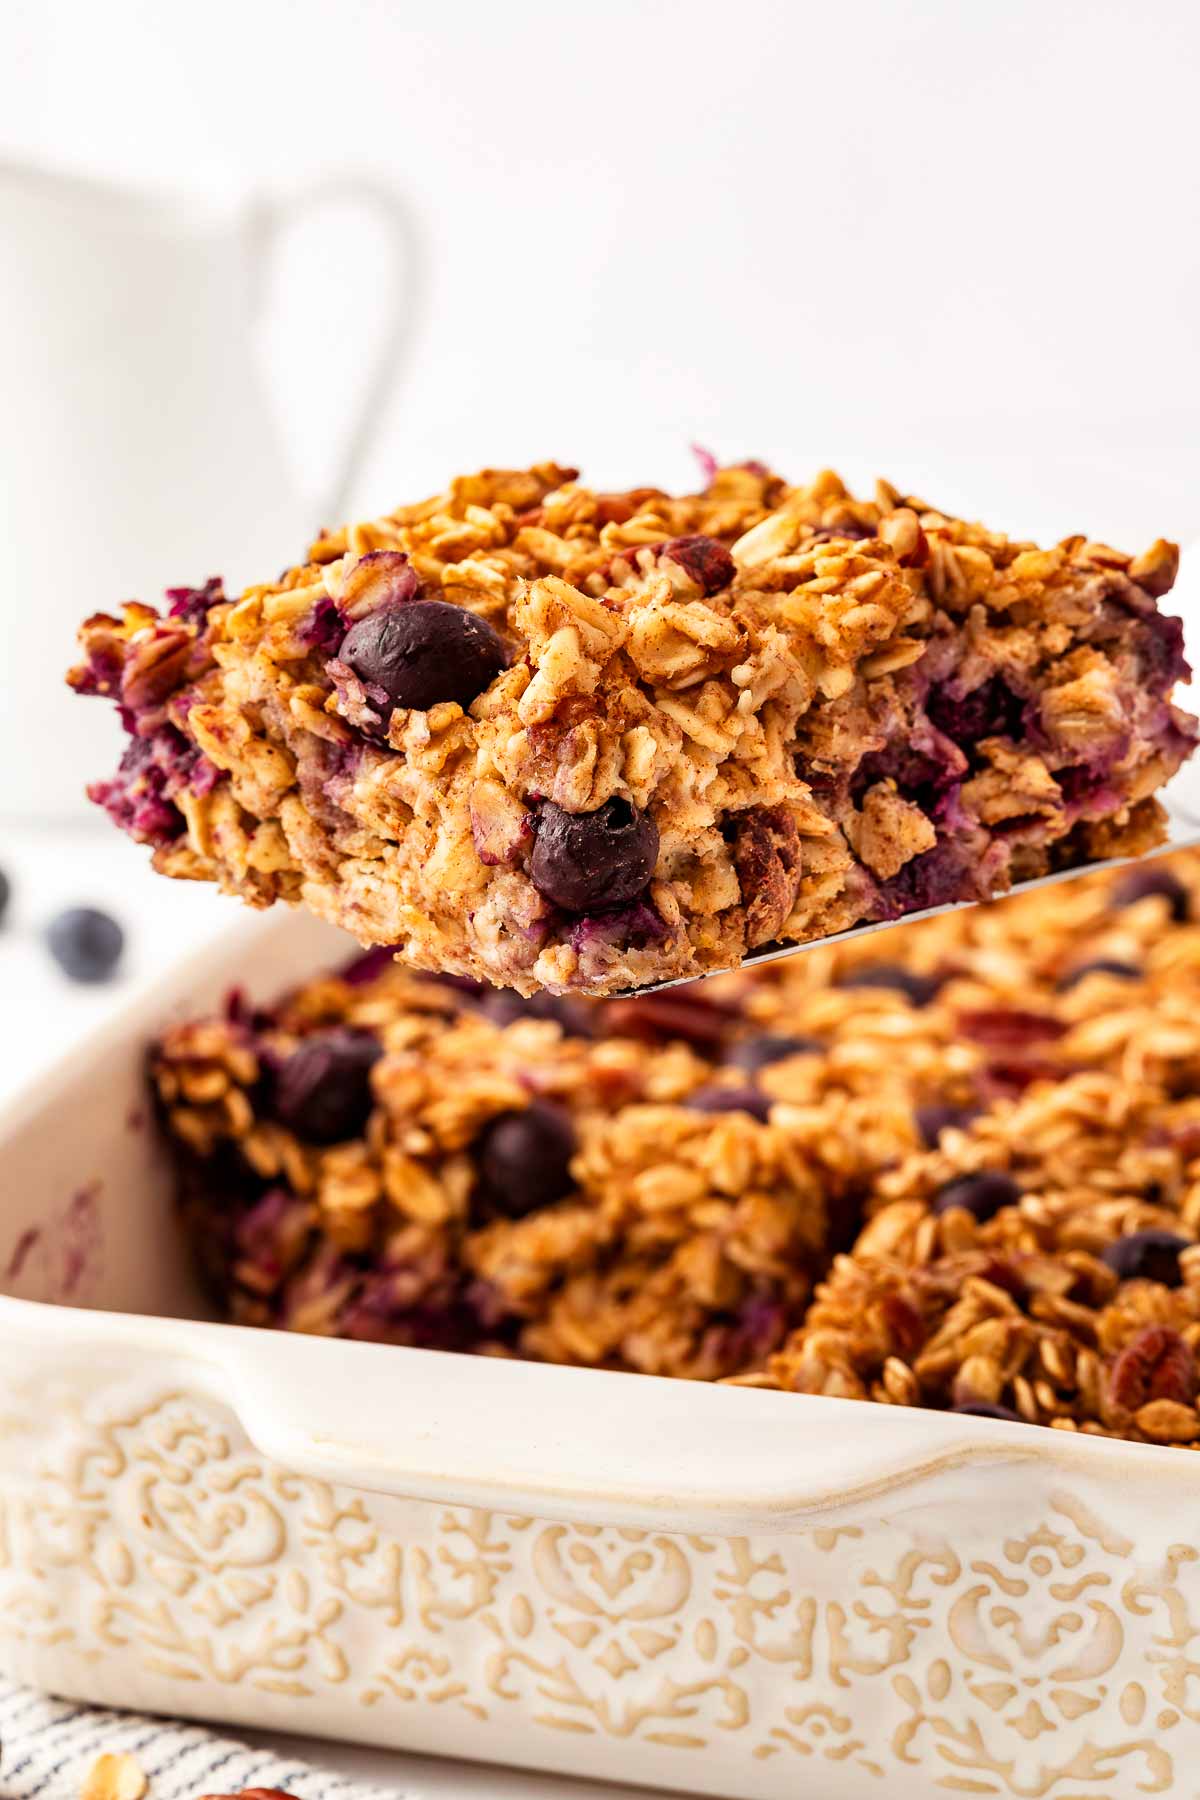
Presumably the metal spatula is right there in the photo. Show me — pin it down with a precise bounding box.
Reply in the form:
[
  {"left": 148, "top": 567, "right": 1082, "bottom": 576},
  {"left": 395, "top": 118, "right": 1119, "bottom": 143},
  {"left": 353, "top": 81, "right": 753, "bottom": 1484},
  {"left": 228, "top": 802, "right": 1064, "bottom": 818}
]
[{"left": 624, "top": 547, "right": 1200, "bottom": 995}]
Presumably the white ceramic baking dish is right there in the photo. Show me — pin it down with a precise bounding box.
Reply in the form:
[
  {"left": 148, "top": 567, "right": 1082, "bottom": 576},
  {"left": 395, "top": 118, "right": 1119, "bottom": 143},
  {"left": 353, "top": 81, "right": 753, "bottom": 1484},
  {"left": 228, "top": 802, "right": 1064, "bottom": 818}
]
[{"left": 1, "top": 908, "right": 1198, "bottom": 1799}]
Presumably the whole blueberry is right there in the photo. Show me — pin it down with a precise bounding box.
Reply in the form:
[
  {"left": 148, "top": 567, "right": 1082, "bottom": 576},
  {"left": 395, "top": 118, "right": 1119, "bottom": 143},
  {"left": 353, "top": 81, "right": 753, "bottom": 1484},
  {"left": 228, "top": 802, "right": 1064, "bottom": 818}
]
[
  {"left": 273, "top": 1029, "right": 383, "bottom": 1144},
  {"left": 686, "top": 1084, "right": 773, "bottom": 1123},
  {"left": 479, "top": 989, "right": 595, "bottom": 1037},
  {"left": 837, "top": 963, "right": 942, "bottom": 1006},
  {"left": 1102, "top": 1228, "right": 1190, "bottom": 1288},
  {"left": 1056, "top": 957, "right": 1141, "bottom": 991},
  {"left": 931, "top": 1170, "right": 1021, "bottom": 1221},
  {"left": 339, "top": 601, "right": 507, "bottom": 723},
  {"left": 916, "top": 1102, "right": 980, "bottom": 1147},
  {"left": 476, "top": 1101, "right": 577, "bottom": 1217},
  {"left": 46, "top": 907, "right": 124, "bottom": 983},
  {"left": 726, "top": 1033, "right": 824, "bottom": 1073},
  {"left": 1112, "top": 864, "right": 1191, "bottom": 921},
  {"left": 952, "top": 1400, "right": 1024, "bottom": 1422},
  {"left": 530, "top": 797, "right": 659, "bottom": 912}
]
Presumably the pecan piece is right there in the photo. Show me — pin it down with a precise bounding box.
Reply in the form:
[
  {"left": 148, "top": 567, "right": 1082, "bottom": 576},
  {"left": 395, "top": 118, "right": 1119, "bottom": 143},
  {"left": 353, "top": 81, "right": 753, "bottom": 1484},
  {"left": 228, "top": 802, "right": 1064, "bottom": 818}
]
[
  {"left": 880, "top": 1290, "right": 925, "bottom": 1359},
  {"left": 82, "top": 1754, "right": 148, "bottom": 1800},
  {"left": 732, "top": 805, "right": 803, "bottom": 948},
  {"left": 605, "top": 987, "right": 741, "bottom": 1050},
  {"left": 957, "top": 1008, "right": 1069, "bottom": 1049},
  {"left": 1109, "top": 1324, "right": 1195, "bottom": 1412},
  {"left": 661, "top": 534, "right": 736, "bottom": 596}
]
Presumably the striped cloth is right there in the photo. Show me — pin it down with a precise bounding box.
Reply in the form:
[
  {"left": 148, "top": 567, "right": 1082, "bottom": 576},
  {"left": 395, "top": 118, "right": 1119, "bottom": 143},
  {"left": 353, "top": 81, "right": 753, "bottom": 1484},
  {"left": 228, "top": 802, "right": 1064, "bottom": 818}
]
[{"left": 0, "top": 1685, "right": 401, "bottom": 1800}]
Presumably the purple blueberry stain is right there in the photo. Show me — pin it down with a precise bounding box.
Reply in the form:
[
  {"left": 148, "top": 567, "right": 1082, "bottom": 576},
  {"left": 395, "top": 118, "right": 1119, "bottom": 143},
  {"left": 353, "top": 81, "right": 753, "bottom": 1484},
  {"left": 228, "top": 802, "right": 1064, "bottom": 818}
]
[
  {"left": 165, "top": 577, "right": 225, "bottom": 627},
  {"left": 299, "top": 596, "right": 346, "bottom": 655},
  {"left": 567, "top": 900, "right": 667, "bottom": 955},
  {"left": 5, "top": 1225, "right": 41, "bottom": 1282},
  {"left": 234, "top": 1187, "right": 313, "bottom": 1284},
  {"left": 60, "top": 1183, "right": 102, "bottom": 1299},
  {"left": 927, "top": 675, "right": 1026, "bottom": 746},
  {"left": 875, "top": 842, "right": 992, "bottom": 918},
  {"left": 86, "top": 722, "right": 215, "bottom": 848},
  {"left": 852, "top": 725, "right": 965, "bottom": 806},
  {"left": 1129, "top": 609, "right": 1190, "bottom": 695}
]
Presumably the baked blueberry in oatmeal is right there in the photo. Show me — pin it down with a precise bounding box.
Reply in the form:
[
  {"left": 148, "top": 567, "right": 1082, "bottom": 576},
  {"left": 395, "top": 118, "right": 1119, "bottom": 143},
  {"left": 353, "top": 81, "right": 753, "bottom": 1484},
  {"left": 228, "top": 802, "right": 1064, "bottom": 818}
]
[
  {"left": 72, "top": 461, "right": 1196, "bottom": 996},
  {"left": 154, "top": 850, "right": 1200, "bottom": 1444}
]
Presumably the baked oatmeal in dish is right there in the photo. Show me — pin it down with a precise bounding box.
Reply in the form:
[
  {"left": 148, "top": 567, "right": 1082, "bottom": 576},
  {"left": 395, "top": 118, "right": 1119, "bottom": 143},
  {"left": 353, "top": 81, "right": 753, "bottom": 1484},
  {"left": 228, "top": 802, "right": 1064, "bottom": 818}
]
[
  {"left": 72, "top": 460, "right": 1196, "bottom": 995},
  {"left": 154, "top": 850, "right": 1200, "bottom": 1445}
]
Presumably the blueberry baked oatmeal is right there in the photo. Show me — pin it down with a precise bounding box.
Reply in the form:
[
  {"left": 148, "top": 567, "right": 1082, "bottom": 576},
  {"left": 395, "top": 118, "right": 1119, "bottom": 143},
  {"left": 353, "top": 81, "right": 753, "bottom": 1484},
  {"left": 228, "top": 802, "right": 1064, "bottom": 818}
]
[
  {"left": 154, "top": 948, "right": 896, "bottom": 1380},
  {"left": 73, "top": 460, "right": 1195, "bottom": 995},
  {"left": 154, "top": 850, "right": 1200, "bottom": 1444}
]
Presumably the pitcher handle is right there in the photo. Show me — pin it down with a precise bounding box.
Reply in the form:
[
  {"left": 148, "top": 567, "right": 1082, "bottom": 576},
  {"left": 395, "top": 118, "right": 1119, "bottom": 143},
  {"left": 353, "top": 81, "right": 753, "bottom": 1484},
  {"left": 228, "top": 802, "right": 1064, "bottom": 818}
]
[{"left": 249, "top": 175, "right": 423, "bottom": 529}]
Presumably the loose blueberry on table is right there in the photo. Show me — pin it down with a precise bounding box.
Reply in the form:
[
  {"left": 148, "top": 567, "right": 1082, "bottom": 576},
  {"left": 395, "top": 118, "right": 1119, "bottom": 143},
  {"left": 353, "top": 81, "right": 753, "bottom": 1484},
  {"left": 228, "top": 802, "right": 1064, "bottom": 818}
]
[{"left": 45, "top": 906, "right": 124, "bottom": 982}]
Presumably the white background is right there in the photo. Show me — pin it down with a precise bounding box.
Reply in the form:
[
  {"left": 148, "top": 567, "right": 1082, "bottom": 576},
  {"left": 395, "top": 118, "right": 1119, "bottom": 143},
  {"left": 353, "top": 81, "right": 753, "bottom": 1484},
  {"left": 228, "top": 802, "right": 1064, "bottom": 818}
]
[
  {"left": 1, "top": 2, "right": 1199, "bottom": 1792},
  {"left": 6, "top": 0, "right": 1200, "bottom": 534}
]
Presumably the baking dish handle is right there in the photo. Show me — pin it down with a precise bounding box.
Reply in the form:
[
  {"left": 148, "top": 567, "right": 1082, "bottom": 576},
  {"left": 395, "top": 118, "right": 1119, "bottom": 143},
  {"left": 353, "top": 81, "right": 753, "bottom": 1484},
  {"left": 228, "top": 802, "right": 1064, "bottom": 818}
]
[
  {"left": 209, "top": 1322, "right": 1130, "bottom": 1533},
  {"left": 3, "top": 1302, "right": 1187, "bottom": 1534}
]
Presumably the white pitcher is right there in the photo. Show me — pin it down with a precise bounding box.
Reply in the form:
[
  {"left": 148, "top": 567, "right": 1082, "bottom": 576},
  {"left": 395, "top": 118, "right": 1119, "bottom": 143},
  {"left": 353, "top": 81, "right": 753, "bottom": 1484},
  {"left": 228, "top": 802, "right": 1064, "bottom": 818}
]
[{"left": 0, "top": 162, "right": 416, "bottom": 818}]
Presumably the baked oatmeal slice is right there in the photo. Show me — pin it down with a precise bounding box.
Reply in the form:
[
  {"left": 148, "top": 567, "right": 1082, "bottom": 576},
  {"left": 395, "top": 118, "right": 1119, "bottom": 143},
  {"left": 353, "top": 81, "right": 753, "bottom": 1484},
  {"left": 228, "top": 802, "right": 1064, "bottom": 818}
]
[
  {"left": 150, "top": 936, "right": 941, "bottom": 1380},
  {"left": 70, "top": 461, "right": 1198, "bottom": 996}
]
